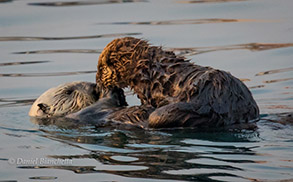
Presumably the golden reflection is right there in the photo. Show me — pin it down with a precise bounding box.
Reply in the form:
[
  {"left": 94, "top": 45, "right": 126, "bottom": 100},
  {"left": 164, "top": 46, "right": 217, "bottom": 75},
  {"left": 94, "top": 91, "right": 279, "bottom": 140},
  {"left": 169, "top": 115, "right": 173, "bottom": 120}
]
[
  {"left": 256, "top": 67, "right": 293, "bottom": 76},
  {"left": 101, "top": 18, "right": 261, "bottom": 25},
  {"left": 266, "top": 105, "right": 293, "bottom": 110},
  {"left": 249, "top": 85, "right": 265, "bottom": 89},
  {"left": 240, "top": 78, "right": 250, "bottom": 82},
  {"left": 263, "top": 78, "right": 293, "bottom": 84}
]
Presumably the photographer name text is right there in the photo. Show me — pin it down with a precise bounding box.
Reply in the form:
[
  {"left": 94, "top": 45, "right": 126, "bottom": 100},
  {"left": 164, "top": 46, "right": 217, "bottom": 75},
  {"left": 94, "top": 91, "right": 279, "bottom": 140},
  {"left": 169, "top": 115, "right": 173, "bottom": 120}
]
[{"left": 8, "top": 157, "right": 73, "bottom": 166}]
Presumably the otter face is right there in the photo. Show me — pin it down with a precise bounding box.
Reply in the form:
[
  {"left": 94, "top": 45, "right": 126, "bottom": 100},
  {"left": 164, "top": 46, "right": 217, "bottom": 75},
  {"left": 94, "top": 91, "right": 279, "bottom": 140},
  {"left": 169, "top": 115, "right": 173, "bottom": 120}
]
[{"left": 29, "top": 82, "right": 100, "bottom": 117}]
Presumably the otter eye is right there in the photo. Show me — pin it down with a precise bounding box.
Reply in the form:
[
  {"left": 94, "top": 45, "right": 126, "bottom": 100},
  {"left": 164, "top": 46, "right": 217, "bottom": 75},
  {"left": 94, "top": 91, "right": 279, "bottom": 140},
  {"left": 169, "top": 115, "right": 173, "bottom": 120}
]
[{"left": 65, "top": 89, "right": 73, "bottom": 95}]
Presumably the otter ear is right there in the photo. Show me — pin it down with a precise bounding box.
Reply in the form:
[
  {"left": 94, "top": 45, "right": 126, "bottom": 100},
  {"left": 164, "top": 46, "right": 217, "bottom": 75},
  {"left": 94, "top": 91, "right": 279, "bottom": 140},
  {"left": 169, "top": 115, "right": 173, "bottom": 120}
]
[
  {"left": 111, "top": 87, "right": 128, "bottom": 107},
  {"left": 37, "top": 103, "right": 50, "bottom": 114}
]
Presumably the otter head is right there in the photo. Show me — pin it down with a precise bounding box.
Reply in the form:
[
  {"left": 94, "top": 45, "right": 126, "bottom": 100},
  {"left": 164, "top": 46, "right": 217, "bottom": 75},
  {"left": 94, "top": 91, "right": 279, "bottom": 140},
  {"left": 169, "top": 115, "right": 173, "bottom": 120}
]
[
  {"left": 29, "top": 81, "right": 101, "bottom": 117},
  {"left": 96, "top": 37, "right": 150, "bottom": 89}
]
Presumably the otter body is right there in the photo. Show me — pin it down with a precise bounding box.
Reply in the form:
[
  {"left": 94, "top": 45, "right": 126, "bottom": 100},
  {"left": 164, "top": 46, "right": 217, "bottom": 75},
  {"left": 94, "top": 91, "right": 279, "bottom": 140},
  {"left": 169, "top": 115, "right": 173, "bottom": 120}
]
[
  {"left": 29, "top": 81, "right": 155, "bottom": 129},
  {"left": 29, "top": 82, "right": 129, "bottom": 126},
  {"left": 96, "top": 37, "right": 259, "bottom": 128}
]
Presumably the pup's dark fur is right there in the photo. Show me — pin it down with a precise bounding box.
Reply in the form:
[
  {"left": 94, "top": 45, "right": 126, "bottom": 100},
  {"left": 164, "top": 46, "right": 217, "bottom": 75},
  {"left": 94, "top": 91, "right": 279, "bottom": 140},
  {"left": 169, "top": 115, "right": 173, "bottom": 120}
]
[{"left": 96, "top": 37, "right": 259, "bottom": 128}]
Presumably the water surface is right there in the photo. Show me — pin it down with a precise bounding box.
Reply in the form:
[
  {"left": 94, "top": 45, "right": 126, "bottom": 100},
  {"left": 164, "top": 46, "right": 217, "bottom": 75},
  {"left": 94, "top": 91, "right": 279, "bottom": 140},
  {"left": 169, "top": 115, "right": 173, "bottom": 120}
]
[{"left": 0, "top": 0, "right": 292, "bottom": 181}]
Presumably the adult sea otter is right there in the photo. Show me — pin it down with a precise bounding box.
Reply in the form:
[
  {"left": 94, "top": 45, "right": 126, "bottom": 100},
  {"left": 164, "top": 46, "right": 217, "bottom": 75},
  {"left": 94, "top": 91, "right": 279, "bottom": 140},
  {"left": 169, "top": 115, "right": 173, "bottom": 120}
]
[{"left": 96, "top": 37, "right": 259, "bottom": 128}]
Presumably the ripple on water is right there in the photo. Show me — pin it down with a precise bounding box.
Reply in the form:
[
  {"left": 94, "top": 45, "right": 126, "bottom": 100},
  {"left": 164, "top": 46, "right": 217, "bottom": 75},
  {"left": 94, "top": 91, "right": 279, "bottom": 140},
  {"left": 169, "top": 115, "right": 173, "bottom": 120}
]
[
  {"left": 0, "top": 0, "right": 13, "bottom": 3},
  {"left": 0, "top": 32, "right": 141, "bottom": 41},
  {"left": 1, "top": 0, "right": 293, "bottom": 181},
  {"left": 176, "top": 0, "right": 247, "bottom": 4},
  {"left": 13, "top": 49, "right": 101, "bottom": 54},
  {"left": 0, "top": 98, "right": 35, "bottom": 107},
  {"left": 94, "top": 165, "right": 148, "bottom": 172},
  {"left": 99, "top": 18, "right": 264, "bottom": 25},
  {"left": 255, "top": 67, "right": 293, "bottom": 76},
  {"left": 0, "top": 70, "right": 96, "bottom": 77},
  {"left": 167, "top": 43, "right": 293, "bottom": 56},
  {"left": 28, "top": 0, "right": 148, "bottom": 7},
  {"left": 29, "top": 176, "right": 57, "bottom": 180},
  {"left": 0, "top": 60, "right": 50, "bottom": 67},
  {"left": 110, "top": 155, "right": 139, "bottom": 162}
]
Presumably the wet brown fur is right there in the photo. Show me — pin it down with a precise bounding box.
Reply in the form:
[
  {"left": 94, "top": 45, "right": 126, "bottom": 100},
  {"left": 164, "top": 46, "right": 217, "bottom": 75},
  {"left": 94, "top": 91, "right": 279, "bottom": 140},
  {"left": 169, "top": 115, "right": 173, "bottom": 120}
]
[{"left": 96, "top": 37, "right": 259, "bottom": 128}]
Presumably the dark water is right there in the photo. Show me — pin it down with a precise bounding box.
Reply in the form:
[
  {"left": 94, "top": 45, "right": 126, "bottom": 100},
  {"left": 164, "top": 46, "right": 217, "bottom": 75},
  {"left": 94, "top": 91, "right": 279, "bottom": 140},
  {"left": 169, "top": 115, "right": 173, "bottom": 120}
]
[{"left": 0, "top": 0, "right": 292, "bottom": 181}]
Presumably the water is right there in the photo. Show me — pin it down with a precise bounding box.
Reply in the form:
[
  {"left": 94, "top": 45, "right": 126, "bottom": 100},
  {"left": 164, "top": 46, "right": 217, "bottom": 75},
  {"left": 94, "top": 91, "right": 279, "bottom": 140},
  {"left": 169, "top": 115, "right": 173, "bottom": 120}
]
[{"left": 0, "top": 0, "right": 292, "bottom": 181}]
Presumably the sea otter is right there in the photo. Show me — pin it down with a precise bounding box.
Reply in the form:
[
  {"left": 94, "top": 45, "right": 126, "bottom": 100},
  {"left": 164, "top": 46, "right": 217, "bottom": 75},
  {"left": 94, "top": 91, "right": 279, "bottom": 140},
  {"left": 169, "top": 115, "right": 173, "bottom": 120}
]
[
  {"left": 29, "top": 81, "right": 127, "bottom": 118},
  {"left": 96, "top": 37, "right": 260, "bottom": 128},
  {"left": 29, "top": 81, "right": 153, "bottom": 128},
  {"left": 29, "top": 81, "right": 100, "bottom": 117}
]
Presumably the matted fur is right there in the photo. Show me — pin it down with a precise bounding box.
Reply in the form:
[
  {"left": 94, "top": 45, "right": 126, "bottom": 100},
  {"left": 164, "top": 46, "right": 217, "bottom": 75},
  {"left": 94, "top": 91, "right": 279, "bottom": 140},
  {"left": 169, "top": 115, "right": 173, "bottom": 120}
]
[{"left": 96, "top": 37, "right": 259, "bottom": 128}]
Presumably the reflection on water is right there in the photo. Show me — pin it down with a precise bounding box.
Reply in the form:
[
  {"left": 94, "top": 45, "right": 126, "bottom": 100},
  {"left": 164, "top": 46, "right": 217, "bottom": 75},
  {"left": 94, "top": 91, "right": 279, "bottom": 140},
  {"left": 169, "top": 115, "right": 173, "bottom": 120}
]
[
  {"left": 249, "top": 85, "right": 265, "bottom": 89},
  {"left": 0, "top": 70, "right": 96, "bottom": 77},
  {"left": 28, "top": 0, "right": 147, "bottom": 7},
  {"left": 13, "top": 43, "right": 293, "bottom": 57},
  {"left": 20, "top": 127, "right": 259, "bottom": 181},
  {"left": 263, "top": 77, "right": 293, "bottom": 84},
  {"left": 14, "top": 49, "right": 101, "bottom": 54},
  {"left": 167, "top": 43, "right": 293, "bottom": 56},
  {"left": 177, "top": 0, "right": 246, "bottom": 4},
  {"left": 256, "top": 67, "right": 293, "bottom": 76},
  {"left": 11, "top": 117, "right": 292, "bottom": 181},
  {"left": 101, "top": 18, "right": 261, "bottom": 25},
  {"left": 254, "top": 66, "right": 293, "bottom": 84},
  {"left": 261, "top": 112, "right": 293, "bottom": 125},
  {"left": 239, "top": 78, "right": 250, "bottom": 82},
  {"left": 0, "top": 98, "right": 35, "bottom": 107},
  {"left": 0, "top": 33, "right": 141, "bottom": 41},
  {"left": 265, "top": 105, "right": 293, "bottom": 111},
  {"left": 0, "top": 60, "right": 50, "bottom": 66},
  {"left": 29, "top": 176, "right": 57, "bottom": 180},
  {"left": 1, "top": 0, "right": 293, "bottom": 181},
  {"left": 0, "top": 0, "right": 13, "bottom": 3}
]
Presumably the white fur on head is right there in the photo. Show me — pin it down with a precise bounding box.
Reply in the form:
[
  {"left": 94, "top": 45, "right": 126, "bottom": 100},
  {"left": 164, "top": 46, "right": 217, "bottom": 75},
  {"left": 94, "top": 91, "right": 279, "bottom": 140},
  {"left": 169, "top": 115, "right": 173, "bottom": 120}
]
[{"left": 29, "top": 81, "right": 99, "bottom": 117}]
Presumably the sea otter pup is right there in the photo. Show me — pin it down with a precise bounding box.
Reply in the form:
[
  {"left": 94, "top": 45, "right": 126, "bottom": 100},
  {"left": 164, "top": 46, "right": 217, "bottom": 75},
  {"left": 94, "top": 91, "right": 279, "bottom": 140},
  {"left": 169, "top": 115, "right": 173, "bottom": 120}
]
[
  {"left": 96, "top": 37, "right": 259, "bottom": 128},
  {"left": 29, "top": 81, "right": 127, "bottom": 118},
  {"left": 29, "top": 81, "right": 152, "bottom": 128}
]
